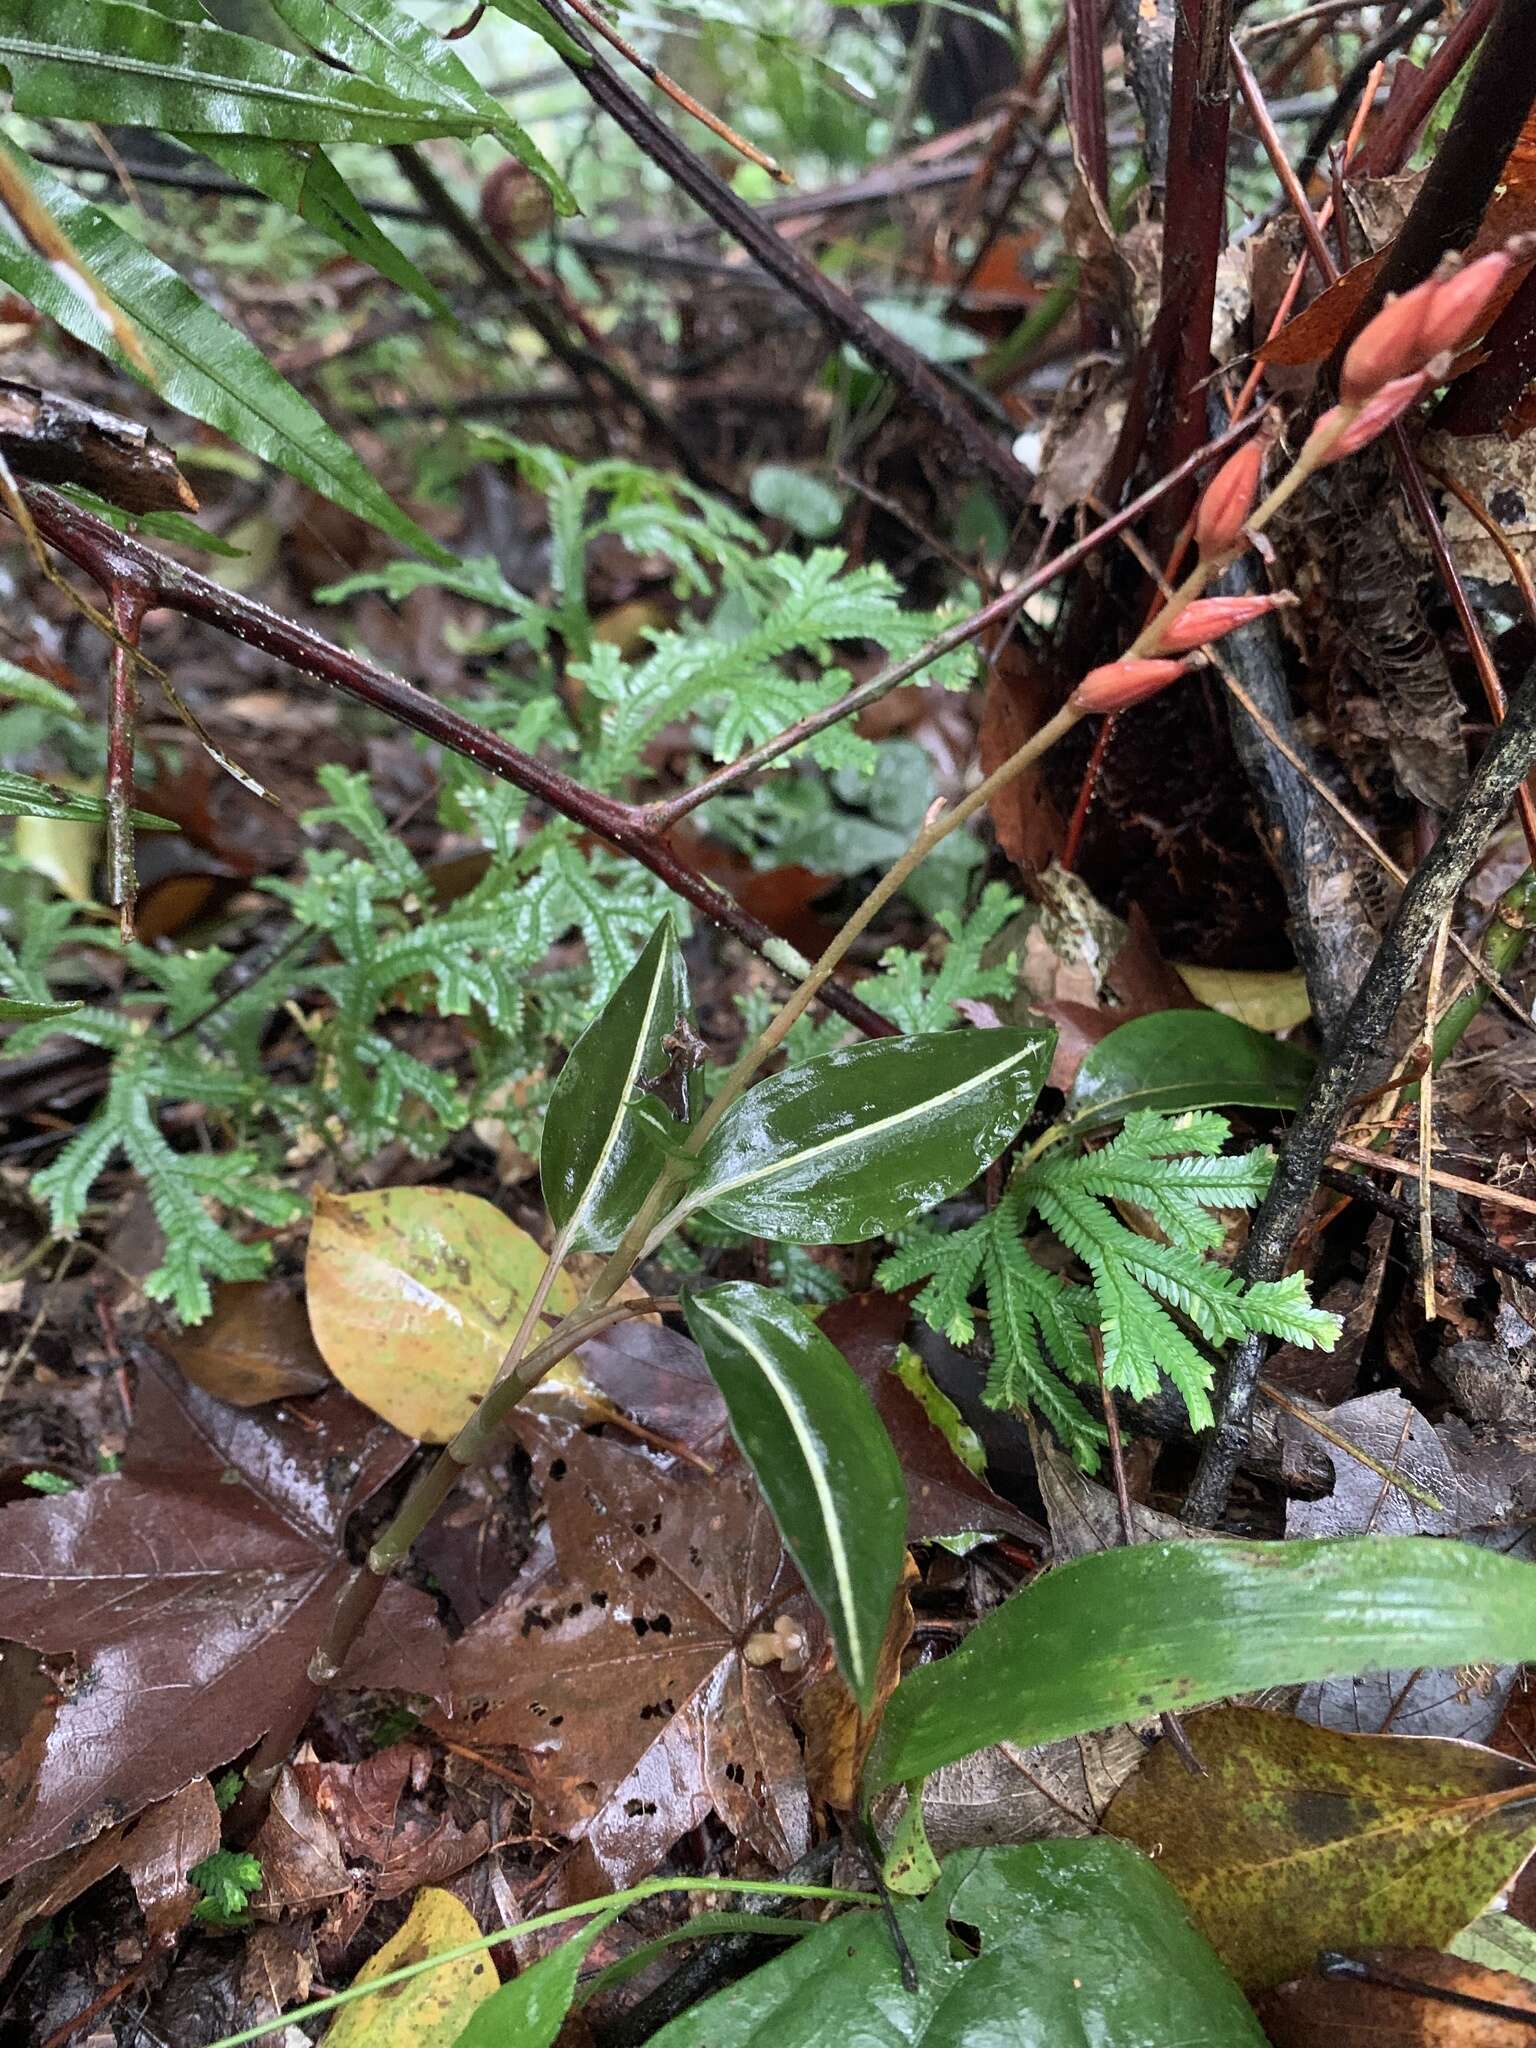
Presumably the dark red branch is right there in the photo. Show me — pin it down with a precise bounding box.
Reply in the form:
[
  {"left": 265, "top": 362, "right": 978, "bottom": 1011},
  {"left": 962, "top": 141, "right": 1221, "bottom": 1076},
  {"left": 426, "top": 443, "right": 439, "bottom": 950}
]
[
  {"left": 1351, "top": 0, "right": 1499, "bottom": 178},
  {"left": 541, "top": 0, "right": 1038, "bottom": 513},
  {"left": 16, "top": 488, "right": 900, "bottom": 1035},
  {"left": 1143, "top": 0, "right": 1234, "bottom": 529},
  {"left": 105, "top": 575, "right": 150, "bottom": 940},
  {"left": 1340, "top": 0, "right": 1536, "bottom": 351}
]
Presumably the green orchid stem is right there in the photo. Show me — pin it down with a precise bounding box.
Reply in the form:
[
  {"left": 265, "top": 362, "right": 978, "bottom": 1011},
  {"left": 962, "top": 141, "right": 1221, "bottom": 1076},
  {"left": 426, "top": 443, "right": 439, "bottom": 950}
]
[
  {"left": 307, "top": 395, "right": 1341, "bottom": 1698},
  {"left": 199, "top": 1876, "right": 876, "bottom": 2048},
  {"left": 1429, "top": 864, "right": 1536, "bottom": 1073},
  {"left": 308, "top": 1295, "right": 663, "bottom": 1683}
]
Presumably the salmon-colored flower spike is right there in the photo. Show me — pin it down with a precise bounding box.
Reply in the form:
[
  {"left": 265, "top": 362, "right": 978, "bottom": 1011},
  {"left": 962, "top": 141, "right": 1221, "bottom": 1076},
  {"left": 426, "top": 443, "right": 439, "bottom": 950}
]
[
  {"left": 1071, "top": 656, "right": 1189, "bottom": 714},
  {"left": 1339, "top": 279, "right": 1439, "bottom": 404},
  {"left": 1417, "top": 249, "right": 1514, "bottom": 358},
  {"left": 1194, "top": 437, "right": 1266, "bottom": 560},
  {"left": 1306, "top": 359, "right": 1447, "bottom": 464},
  {"left": 1152, "top": 592, "right": 1295, "bottom": 654}
]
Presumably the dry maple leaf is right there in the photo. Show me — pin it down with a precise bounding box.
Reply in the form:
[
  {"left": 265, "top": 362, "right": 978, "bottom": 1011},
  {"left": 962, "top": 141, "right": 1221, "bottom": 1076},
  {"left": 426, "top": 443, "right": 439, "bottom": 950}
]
[
  {"left": 0, "top": 1355, "right": 448, "bottom": 1882},
  {"left": 446, "top": 1419, "right": 821, "bottom": 1889}
]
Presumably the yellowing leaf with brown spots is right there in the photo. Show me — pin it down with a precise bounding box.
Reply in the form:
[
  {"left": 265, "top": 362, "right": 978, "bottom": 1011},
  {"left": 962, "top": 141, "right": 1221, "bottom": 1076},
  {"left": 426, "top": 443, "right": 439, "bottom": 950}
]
[
  {"left": 323, "top": 1886, "right": 495, "bottom": 2048},
  {"left": 305, "top": 1189, "right": 578, "bottom": 1441},
  {"left": 1106, "top": 1706, "right": 1536, "bottom": 1992}
]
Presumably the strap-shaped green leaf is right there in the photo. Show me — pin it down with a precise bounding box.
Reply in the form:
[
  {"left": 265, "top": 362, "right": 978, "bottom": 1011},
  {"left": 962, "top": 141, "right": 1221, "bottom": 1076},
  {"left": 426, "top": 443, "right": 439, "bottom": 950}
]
[
  {"left": 867, "top": 1535, "right": 1536, "bottom": 1791},
  {"left": 541, "top": 917, "right": 689, "bottom": 1253},
  {"left": 680, "top": 1028, "right": 1053, "bottom": 1246},
  {"left": 0, "top": 767, "right": 174, "bottom": 828},
  {"left": 264, "top": 0, "right": 574, "bottom": 214},
  {"left": 186, "top": 136, "right": 450, "bottom": 317},
  {"left": 0, "top": 143, "right": 447, "bottom": 560},
  {"left": 0, "top": 0, "right": 484, "bottom": 143},
  {"left": 683, "top": 1281, "right": 906, "bottom": 1714}
]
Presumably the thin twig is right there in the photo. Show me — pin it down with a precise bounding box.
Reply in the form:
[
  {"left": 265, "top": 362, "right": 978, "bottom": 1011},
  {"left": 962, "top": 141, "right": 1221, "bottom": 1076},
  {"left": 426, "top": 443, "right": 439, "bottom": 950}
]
[{"left": 1333, "top": 1140, "right": 1536, "bottom": 1219}]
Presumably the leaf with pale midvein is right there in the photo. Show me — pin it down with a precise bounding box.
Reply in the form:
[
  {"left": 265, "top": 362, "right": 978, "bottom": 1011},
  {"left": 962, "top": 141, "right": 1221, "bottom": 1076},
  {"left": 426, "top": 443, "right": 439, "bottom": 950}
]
[
  {"left": 0, "top": 0, "right": 484, "bottom": 143},
  {"left": 263, "top": 0, "right": 574, "bottom": 214},
  {"left": 0, "top": 143, "right": 447, "bottom": 560},
  {"left": 0, "top": 767, "right": 174, "bottom": 828},
  {"left": 541, "top": 918, "right": 689, "bottom": 1253},
  {"left": 683, "top": 1282, "right": 906, "bottom": 1714},
  {"left": 867, "top": 1535, "right": 1536, "bottom": 1791},
  {"left": 677, "top": 1028, "right": 1054, "bottom": 1246}
]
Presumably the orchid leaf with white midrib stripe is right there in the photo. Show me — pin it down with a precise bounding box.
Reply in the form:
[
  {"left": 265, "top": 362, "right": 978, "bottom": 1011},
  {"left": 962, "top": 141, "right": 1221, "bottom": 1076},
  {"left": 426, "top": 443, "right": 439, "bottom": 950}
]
[
  {"left": 669, "top": 1027, "right": 1054, "bottom": 1247},
  {"left": 540, "top": 917, "right": 690, "bottom": 1254},
  {"left": 682, "top": 1282, "right": 906, "bottom": 1714}
]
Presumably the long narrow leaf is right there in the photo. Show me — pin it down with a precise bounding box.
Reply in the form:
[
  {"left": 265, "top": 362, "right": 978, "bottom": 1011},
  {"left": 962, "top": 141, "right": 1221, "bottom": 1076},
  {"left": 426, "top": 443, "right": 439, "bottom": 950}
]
[
  {"left": 265, "top": 0, "right": 575, "bottom": 213},
  {"left": 0, "top": 143, "right": 447, "bottom": 560},
  {"left": 867, "top": 1535, "right": 1536, "bottom": 1790},
  {"left": 683, "top": 1281, "right": 906, "bottom": 1713},
  {"left": 186, "top": 134, "right": 450, "bottom": 317},
  {"left": 0, "top": 0, "right": 484, "bottom": 144}
]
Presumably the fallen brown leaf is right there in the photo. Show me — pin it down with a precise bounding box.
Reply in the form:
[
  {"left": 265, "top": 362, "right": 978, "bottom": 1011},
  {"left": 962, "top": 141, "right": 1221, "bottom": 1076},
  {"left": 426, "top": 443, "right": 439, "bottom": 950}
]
[
  {"left": 0, "top": 1354, "right": 449, "bottom": 1882},
  {"left": 447, "top": 1418, "right": 817, "bottom": 1888},
  {"left": 1258, "top": 1946, "right": 1536, "bottom": 2046}
]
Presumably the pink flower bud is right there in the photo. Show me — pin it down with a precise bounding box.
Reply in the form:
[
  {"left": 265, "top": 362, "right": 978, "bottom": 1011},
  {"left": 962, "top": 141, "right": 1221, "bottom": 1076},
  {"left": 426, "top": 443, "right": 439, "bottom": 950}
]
[
  {"left": 1306, "top": 366, "right": 1436, "bottom": 463},
  {"left": 1152, "top": 593, "right": 1294, "bottom": 654},
  {"left": 1071, "top": 657, "right": 1190, "bottom": 714},
  {"left": 1339, "top": 279, "right": 1438, "bottom": 403},
  {"left": 1418, "top": 250, "right": 1514, "bottom": 357},
  {"left": 1195, "top": 438, "right": 1265, "bottom": 560}
]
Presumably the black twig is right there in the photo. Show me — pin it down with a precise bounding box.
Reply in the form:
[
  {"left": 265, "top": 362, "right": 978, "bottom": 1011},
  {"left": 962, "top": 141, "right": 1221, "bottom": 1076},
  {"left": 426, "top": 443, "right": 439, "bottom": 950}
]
[
  {"left": 542, "top": 0, "right": 1038, "bottom": 513},
  {"left": 1186, "top": 657, "right": 1536, "bottom": 1524}
]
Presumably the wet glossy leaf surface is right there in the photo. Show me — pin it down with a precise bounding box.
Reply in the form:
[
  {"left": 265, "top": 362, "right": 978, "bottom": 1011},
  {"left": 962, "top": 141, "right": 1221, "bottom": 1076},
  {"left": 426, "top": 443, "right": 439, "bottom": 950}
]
[
  {"left": 1065, "top": 1008, "right": 1314, "bottom": 1130},
  {"left": 648, "top": 1842, "right": 1263, "bottom": 2047},
  {"left": 305, "top": 1187, "right": 578, "bottom": 1441},
  {"left": 324, "top": 1887, "right": 496, "bottom": 2048},
  {"left": 1106, "top": 1705, "right": 1536, "bottom": 1991},
  {"left": 0, "top": 1356, "right": 447, "bottom": 1880},
  {"left": 542, "top": 918, "right": 689, "bottom": 1251},
  {"left": 868, "top": 1536, "right": 1536, "bottom": 1791},
  {"left": 683, "top": 1282, "right": 907, "bottom": 1713},
  {"left": 446, "top": 1418, "right": 817, "bottom": 1891},
  {"left": 686, "top": 1028, "right": 1053, "bottom": 1244},
  {"left": 0, "top": 143, "right": 447, "bottom": 556}
]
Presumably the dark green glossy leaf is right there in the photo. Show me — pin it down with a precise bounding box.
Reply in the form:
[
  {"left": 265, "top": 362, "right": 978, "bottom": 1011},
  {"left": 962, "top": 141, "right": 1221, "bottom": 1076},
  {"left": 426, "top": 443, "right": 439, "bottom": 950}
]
[
  {"left": 264, "top": 0, "right": 574, "bottom": 213},
  {"left": 542, "top": 919, "right": 689, "bottom": 1253},
  {"left": 0, "top": 0, "right": 484, "bottom": 143},
  {"left": 483, "top": 0, "right": 589, "bottom": 65},
  {"left": 681, "top": 1028, "right": 1053, "bottom": 1245},
  {"left": 0, "top": 144, "right": 447, "bottom": 560},
  {"left": 0, "top": 994, "right": 83, "bottom": 1021},
  {"left": 648, "top": 1843, "right": 1264, "bottom": 2048},
  {"left": 0, "top": 767, "right": 174, "bottom": 828},
  {"left": 868, "top": 1536, "right": 1536, "bottom": 1791},
  {"left": 452, "top": 1905, "right": 621, "bottom": 2048},
  {"left": 1066, "top": 1009, "right": 1314, "bottom": 1131},
  {"left": 188, "top": 136, "right": 450, "bottom": 316},
  {"left": 682, "top": 1281, "right": 906, "bottom": 1713}
]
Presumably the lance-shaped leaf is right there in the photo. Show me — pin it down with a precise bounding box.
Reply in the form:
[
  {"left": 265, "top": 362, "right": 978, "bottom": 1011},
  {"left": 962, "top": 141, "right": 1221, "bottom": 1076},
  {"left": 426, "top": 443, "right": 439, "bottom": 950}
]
[
  {"left": 187, "top": 136, "right": 449, "bottom": 318},
  {"left": 264, "top": 0, "right": 574, "bottom": 214},
  {"left": 0, "top": 0, "right": 484, "bottom": 144},
  {"left": 1065, "top": 1009, "right": 1315, "bottom": 1131},
  {"left": 683, "top": 1281, "right": 907, "bottom": 1714},
  {"left": 0, "top": 767, "right": 174, "bottom": 828},
  {"left": 541, "top": 917, "right": 689, "bottom": 1253},
  {"left": 867, "top": 1535, "right": 1536, "bottom": 1792},
  {"left": 0, "top": 144, "right": 447, "bottom": 561},
  {"left": 676, "top": 1028, "right": 1053, "bottom": 1246}
]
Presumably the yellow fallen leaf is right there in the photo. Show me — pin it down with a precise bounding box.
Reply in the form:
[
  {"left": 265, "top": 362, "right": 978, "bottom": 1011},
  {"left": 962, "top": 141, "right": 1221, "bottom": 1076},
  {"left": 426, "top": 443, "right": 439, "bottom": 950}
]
[
  {"left": 1174, "top": 965, "right": 1312, "bottom": 1034},
  {"left": 323, "top": 1887, "right": 495, "bottom": 2047},
  {"left": 305, "top": 1188, "right": 579, "bottom": 1441}
]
